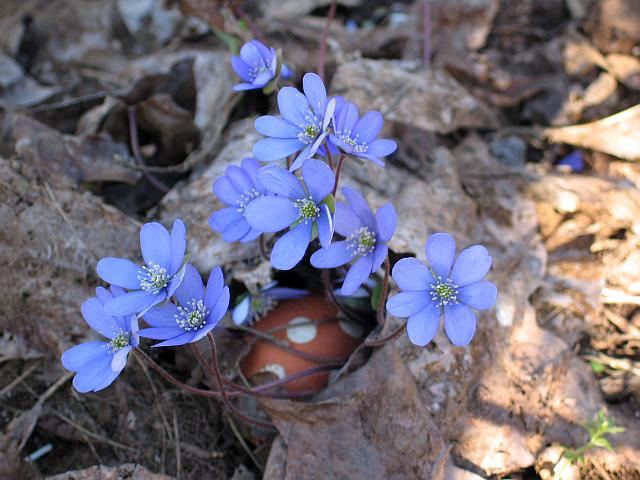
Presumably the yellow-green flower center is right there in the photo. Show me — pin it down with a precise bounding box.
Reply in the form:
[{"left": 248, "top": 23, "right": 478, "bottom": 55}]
[{"left": 294, "top": 197, "right": 320, "bottom": 222}]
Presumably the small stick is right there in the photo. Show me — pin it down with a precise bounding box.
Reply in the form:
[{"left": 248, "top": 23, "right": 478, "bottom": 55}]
[
  {"left": 318, "top": 0, "right": 337, "bottom": 81},
  {"left": 364, "top": 322, "right": 407, "bottom": 347}
]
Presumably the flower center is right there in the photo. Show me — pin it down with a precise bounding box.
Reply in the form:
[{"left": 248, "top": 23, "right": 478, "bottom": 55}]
[
  {"left": 108, "top": 331, "right": 129, "bottom": 353},
  {"left": 250, "top": 294, "right": 277, "bottom": 321},
  {"left": 298, "top": 123, "right": 320, "bottom": 144},
  {"left": 175, "top": 299, "right": 209, "bottom": 331},
  {"left": 248, "top": 65, "right": 270, "bottom": 82},
  {"left": 236, "top": 188, "right": 262, "bottom": 215},
  {"left": 138, "top": 263, "right": 169, "bottom": 294},
  {"left": 347, "top": 226, "right": 376, "bottom": 256},
  {"left": 430, "top": 278, "right": 459, "bottom": 307},
  {"left": 335, "top": 129, "right": 368, "bottom": 153},
  {"left": 294, "top": 197, "right": 320, "bottom": 222}
]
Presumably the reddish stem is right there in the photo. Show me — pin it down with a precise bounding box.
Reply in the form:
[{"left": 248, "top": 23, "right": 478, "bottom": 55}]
[
  {"left": 332, "top": 153, "right": 345, "bottom": 196},
  {"left": 205, "top": 337, "right": 275, "bottom": 430},
  {"left": 364, "top": 322, "right": 407, "bottom": 347},
  {"left": 324, "top": 140, "right": 335, "bottom": 170},
  {"left": 317, "top": 0, "right": 337, "bottom": 81},
  {"left": 230, "top": 2, "right": 268, "bottom": 45},
  {"left": 127, "top": 106, "right": 169, "bottom": 193}
]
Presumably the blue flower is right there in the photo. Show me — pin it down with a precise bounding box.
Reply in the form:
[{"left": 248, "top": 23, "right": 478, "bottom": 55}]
[
  {"left": 245, "top": 159, "right": 335, "bottom": 270},
  {"left": 209, "top": 158, "right": 266, "bottom": 243},
  {"left": 61, "top": 286, "right": 139, "bottom": 393},
  {"left": 311, "top": 186, "right": 396, "bottom": 295},
  {"left": 329, "top": 97, "right": 397, "bottom": 166},
  {"left": 253, "top": 72, "right": 336, "bottom": 171},
  {"left": 138, "top": 264, "right": 230, "bottom": 347},
  {"left": 386, "top": 233, "right": 497, "bottom": 347},
  {"left": 231, "top": 40, "right": 277, "bottom": 92},
  {"left": 96, "top": 220, "right": 187, "bottom": 317},
  {"left": 232, "top": 281, "right": 308, "bottom": 325}
]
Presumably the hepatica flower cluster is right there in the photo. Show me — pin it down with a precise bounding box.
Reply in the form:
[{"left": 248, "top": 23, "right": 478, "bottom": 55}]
[{"left": 63, "top": 38, "right": 498, "bottom": 400}]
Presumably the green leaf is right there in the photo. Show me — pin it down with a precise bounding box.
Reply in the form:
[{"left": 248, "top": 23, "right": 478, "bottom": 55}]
[
  {"left": 322, "top": 194, "right": 336, "bottom": 214},
  {"left": 591, "top": 436, "right": 614, "bottom": 451},
  {"left": 589, "top": 359, "right": 605, "bottom": 373},
  {"left": 211, "top": 28, "right": 242, "bottom": 53},
  {"left": 370, "top": 280, "right": 382, "bottom": 311}
]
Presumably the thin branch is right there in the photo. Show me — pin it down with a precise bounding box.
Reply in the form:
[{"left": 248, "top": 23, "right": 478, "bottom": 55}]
[
  {"left": 332, "top": 153, "right": 346, "bottom": 196},
  {"left": 377, "top": 256, "right": 390, "bottom": 325},
  {"left": 127, "top": 106, "right": 170, "bottom": 193}
]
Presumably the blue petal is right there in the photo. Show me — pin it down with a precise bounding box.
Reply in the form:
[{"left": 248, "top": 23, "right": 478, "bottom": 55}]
[
  {"left": 267, "top": 288, "right": 308, "bottom": 300},
  {"left": 375, "top": 203, "right": 396, "bottom": 242},
  {"left": 406, "top": 302, "right": 440, "bottom": 346},
  {"left": 232, "top": 296, "right": 251, "bottom": 325},
  {"left": 143, "top": 303, "right": 179, "bottom": 327},
  {"left": 109, "top": 285, "right": 126, "bottom": 297},
  {"left": 255, "top": 116, "right": 298, "bottom": 138},
  {"left": 341, "top": 255, "right": 374, "bottom": 296},
  {"left": 450, "top": 245, "right": 492, "bottom": 287},
  {"left": 191, "top": 322, "right": 218, "bottom": 343},
  {"left": 310, "top": 240, "right": 353, "bottom": 268},
  {"left": 72, "top": 355, "right": 112, "bottom": 393},
  {"left": 234, "top": 83, "right": 260, "bottom": 92},
  {"left": 270, "top": 222, "right": 312, "bottom": 270},
  {"left": 175, "top": 264, "right": 204, "bottom": 306},
  {"left": 152, "top": 331, "right": 196, "bottom": 348},
  {"left": 334, "top": 202, "right": 361, "bottom": 236},
  {"left": 95, "top": 286, "right": 113, "bottom": 305},
  {"left": 322, "top": 98, "right": 336, "bottom": 131},
  {"left": 140, "top": 222, "right": 172, "bottom": 270},
  {"left": 360, "top": 152, "right": 386, "bottom": 167},
  {"left": 139, "top": 326, "right": 184, "bottom": 340},
  {"left": 225, "top": 165, "right": 254, "bottom": 194},
  {"left": 354, "top": 111, "right": 383, "bottom": 143},
  {"left": 371, "top": 244, "right": 388, "bottom": 272},
  {"left": 302, "top": 159, "right": 335, "bottom": 203},
  {"left": 335, "top": 101, "right": 359, "bottom": 132},
  {"left": 253, "top": 69, "right": 273, "bottom": 87},
  {"left": 240, "top": 227, "right": 261, "bottom": 243},
  {"left": 166, "top": 264, "right": 187, "bottom": 298},
  {"left": 111, "top": 345, "right": 132, "bottom": 372},
  {"left": 256, "top": 165, "right": 305, "bottom": 198},
  {"left": 277, "top": 87, "right": 310, "bottom": 126},
  {"left": 458, "top": 281, "right": 497, "bottom": 310},
  {"left": 204, "top": 266, "right": 224, "bottom": 311},
  {"left": 213, "top": 176, "right": 240, "bottom": 205},
  {"left": 92, "top": 367, "right": 121, "bottom": 392},
  {"left": 444, "top": 303, "right": 477, "bottom": 346},
  {"left": 81, "top": 297, "right": 120, "bottom": 339},
  {"left": 391, "top": 257, "right": 432, "bottom": 291},
  {"left": 386, "top": 290, "right": 430, "bottom": 317},
  {"left": 240, "top": 40, "right": 265, "bottom": 66},
  {"left": 241, "top": 158, "right": 265, "bottom": 193},
  {"left": 221, "top": 218, "right": 251, "bottom": 242},
  {"left": 61, "top": 341, "right": 107, "bottom": 372},
  {"left": 169, "top": 219, "right": 186, "bottom": 276},
  {"left": 250, "top": 40, "right": 273, "bottom": 63},
  {"left": 207, "top": 286, "right": 230, "bottom": 328},
  {"left": 365, "top": 139, "right": 397, "bottom": 158},
  {"left": 289, "top": 142, "right": 315, "bottom": 171},
  {"left": 245, "top": 196, "right": 298, "bottom": 232},
  {"left": 426, "top": 233, "right": 456, "bottom": 279},
  {"left": 209, "top": 208, "right": 243, "bottom": 233},
  {"left": 341, "top": 186, "right": 375, "bottom": 229},
  {"left": 302, "top": 72, "right": 327, "bottom": 118},
  {"left": 96, "top": 258, "right": 141, "bottom": 290},
  {"left": 104, "top": 290, "right": 161, "bottom": 316},
  {"left": 231, "top": 56, "right": 250, "bottom": 81},
  {"left": 253, "top": 137, "right": 304, "bottom": 162},
  {"left": 316, "top": 204, "right": 334, "bottom": 248}
]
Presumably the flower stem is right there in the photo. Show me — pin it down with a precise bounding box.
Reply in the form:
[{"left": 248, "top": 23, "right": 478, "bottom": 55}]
[
  {"left": 377, "top": 256, "right": 391, "bottom": 325},
  {"left": 135, "top": 347, "right": 317, "bottom": 400},
  {"left": 332, "top": 153, "right": 346, "bottom": 196},
  {"left": 317, "top": 0, "right": 337, "bottom": 81},
  {"left": 364, "top": 322, "right": 407, "bottom": 347},
  {"left": 203, "top": 338, "right": 276, "bottom": 430},
  {"left": 324, "top": 139, "right": 335, "bottom": 170},
  {"left": 127, "top": 106, "right": 169, "bottom": 193},
  {"left": 321, "top": 268, "right": 362, "bottom": 323}
]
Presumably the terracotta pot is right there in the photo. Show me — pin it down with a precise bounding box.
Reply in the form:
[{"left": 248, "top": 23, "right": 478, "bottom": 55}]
[{"left": 241, "top": 293, "right": 365, "bottom": 393}]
